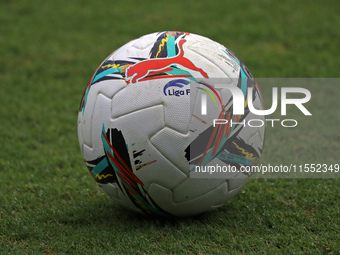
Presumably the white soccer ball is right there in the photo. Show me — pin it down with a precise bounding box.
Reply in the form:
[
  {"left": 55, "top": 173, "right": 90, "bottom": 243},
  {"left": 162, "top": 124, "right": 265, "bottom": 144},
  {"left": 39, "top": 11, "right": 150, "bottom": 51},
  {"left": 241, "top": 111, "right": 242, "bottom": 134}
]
[{"left": 77, "top": 31, "right": 265, "bottom": 217}]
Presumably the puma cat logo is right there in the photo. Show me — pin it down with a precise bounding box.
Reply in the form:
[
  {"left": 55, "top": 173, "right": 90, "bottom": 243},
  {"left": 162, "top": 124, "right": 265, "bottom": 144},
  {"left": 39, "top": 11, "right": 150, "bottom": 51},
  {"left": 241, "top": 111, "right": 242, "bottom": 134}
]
[{"left": 126, "top": 39, "right": 208, "bottom": 83}]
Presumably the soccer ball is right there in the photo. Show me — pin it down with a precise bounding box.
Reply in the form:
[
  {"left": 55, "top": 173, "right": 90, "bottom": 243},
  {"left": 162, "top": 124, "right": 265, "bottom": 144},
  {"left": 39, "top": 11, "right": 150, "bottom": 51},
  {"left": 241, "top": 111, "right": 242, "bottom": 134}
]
[{"left": 77, "top": 31, "right": 265, "bottom": 217}]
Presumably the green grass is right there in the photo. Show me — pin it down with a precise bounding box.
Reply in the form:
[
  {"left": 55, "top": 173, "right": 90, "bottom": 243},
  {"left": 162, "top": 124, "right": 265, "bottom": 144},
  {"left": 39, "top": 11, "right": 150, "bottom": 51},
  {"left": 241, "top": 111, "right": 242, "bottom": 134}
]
[{"left": 0, "top": 0, "right": 339, "bottom": 254}]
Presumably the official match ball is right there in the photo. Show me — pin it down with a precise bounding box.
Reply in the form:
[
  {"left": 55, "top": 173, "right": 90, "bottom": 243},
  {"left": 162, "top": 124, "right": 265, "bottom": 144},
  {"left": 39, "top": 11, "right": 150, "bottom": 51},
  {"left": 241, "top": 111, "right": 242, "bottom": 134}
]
[{"left": 77, "top": 31, "right": 265, "bottom": 217}]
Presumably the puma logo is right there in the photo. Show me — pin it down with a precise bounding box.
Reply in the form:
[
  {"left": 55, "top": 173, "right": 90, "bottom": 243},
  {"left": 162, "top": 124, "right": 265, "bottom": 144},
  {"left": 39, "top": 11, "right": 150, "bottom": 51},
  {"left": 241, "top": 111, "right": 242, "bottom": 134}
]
[{"left": 126, "top": 39, "right": 208, "bottom": 83}]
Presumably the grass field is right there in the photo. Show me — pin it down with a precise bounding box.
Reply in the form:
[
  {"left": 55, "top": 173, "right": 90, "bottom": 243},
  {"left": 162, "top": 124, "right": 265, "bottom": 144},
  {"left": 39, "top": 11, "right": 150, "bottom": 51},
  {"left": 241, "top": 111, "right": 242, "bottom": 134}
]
[{"left": 0, "top": 0, "right": 339, "bottom": 254}]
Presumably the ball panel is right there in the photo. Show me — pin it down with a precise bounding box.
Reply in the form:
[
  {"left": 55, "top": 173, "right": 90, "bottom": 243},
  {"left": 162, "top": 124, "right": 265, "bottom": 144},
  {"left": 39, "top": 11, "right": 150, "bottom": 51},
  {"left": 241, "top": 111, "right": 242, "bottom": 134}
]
[
  {"left": 148, "top": 181, "right": 233, "bottom": 217},
  {"left": 150, "top": 127, "right": 191, "bottom": 175},
  {"left": 172, "top": 177, "right": 227, "bottom": 203}
]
